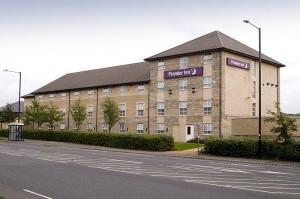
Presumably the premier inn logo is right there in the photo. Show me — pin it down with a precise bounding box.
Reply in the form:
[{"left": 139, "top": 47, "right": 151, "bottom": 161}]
[
  {"left": 227, "top": 58, "right": 250, "bottom": 70},
  {"left": 164, "top": 67, "right": 203, "bottom": 79}
]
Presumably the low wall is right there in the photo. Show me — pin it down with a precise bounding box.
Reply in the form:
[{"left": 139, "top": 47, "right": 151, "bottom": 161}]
[{"left": 231, "top": 117, "right": 300, "bottom": 137}]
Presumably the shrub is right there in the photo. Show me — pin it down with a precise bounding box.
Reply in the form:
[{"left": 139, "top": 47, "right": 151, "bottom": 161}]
[
  {"left": 204, "top": 136, "right": 300, "bottom": 161},
  {"left": 0, "top": 129, "right": 174, "bottom": 151}
]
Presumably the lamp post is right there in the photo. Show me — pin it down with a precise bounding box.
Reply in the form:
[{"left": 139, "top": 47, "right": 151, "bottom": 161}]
[
  {"left": 3, "top": 69, "right": 22, "bottom": 123},
  {"left": 243, "top": 20, "right": 262, "bottom": 158}
]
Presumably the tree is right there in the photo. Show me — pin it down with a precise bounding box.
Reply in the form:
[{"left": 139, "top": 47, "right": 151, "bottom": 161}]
[
  {"left": 30, "top": 100, "right": 48, "bottom": 129},
  {"left": 265, "top": 103, "right": 297, "bottom": 143},
  {"left": 45, "top": 102, "right": 63, "bottom": 130},
  {"left": 22, "top": 106, "right": 34, "bottom": 128},
  {"left": 0, "top": 104, "right": 16, "bottom": 123},
  {"left": 102, "top": 97, "right": 120, "bottom": 132},
  {"left": 70, "top": 100, "right": 86, "bottom": 130}
]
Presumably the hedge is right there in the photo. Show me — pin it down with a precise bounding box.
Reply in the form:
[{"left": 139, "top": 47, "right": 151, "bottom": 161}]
[
  {"left": 0, "top": 129, "right": 174, "bottom": 151},
  {"left": 204, "top": 137, "right": 300, "bottom": 161}
]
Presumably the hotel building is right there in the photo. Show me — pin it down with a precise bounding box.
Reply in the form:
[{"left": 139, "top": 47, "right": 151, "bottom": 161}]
[{"left": 23, "top": 31, "right": 285, "bottom": 141}]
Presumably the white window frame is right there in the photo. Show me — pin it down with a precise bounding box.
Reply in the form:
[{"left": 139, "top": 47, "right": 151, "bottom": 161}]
[
  {"left": 38, "top": 95, "right": 43, "bottom": 100},
  {"left": 157, "top": 81, "right": 165, "bottom": 91},
  {"left": 157, "top": 102, "right": 165, "bottom": 116},
  {"left": 251, "top": 63, "right": 256, "bottom": 77},
  {"left": 119, "top": 123, "right": 125, "bottom": 133},
  {"left": 252, "top": 103, "right": 256, "bottom": 117},
  {"left": 157, "top": 60, "right": 165, "bottom": 69},
  {"left": 87, "top": 90, "right": 94, "bottom": 97},
  {"left": 60, "top": 123, "right": 65, "bottom": 130},
  {"left": 86, "top": 123, "right": 93, "bottom": 131},
  {"left": 179, "top": 102, "right": 187, "bottom": 116},
  {"left": 119, "top": 103, "right": 126, "bottom": 117},
  {"left": 203, "top": 100, "right": 212, "bottom": 115},
  {"left": 203, "top": 123, "right": 212, "bottom": 135},
  {"left": 156, "top": 123, "right": 165, "bottom": 134},
  {"left": 137, "top": 85, "right": 145, "bottom": 93},
  {"left": 136, "top": 123, "right": 144, "bottom": 134},
  {"left": 252, "top": 81, "right": 256, "bottom": 98},
  {"left": 203, "top": 76, "right": 212, "bottom": 88},
  {"left": 180, "top": 57, "right": 188, "bottom": 69},
  {"left": 179, "top": 79, "right": 188, "bottom": 91},
  {"left": 136, "top": 102, "right": 145, "bottom": 117},
  {"left": 74, "top": 91, "right": 80, "bottom": 99},
  {"left": 103, "top": 88, "right": 109, "bottom": 96},
  {"left": 204, "top": 52, "right": 212, "bottom": 64},
  {"left": 60, "top": 107, "right": 66, "bottom": 119},
  {"left": 120, "top": 86, "right": 126, "bottom": 96},
  {"left": 101, "top": 123, "right": 109, "bottom": 132},
  {"left": 87, "top": 106, "right": 93, "bottom": 118},
  {"left": 49, "top": 94, "right": 54, "bottom": 100},
  {"left": 61, "top": 93, "right": 67, "bottom": 100}
]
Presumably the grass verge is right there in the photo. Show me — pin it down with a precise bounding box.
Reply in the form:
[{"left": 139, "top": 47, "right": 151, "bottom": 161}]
[{"left": 175, "top": 142, "right": 203, "bottom": 151}]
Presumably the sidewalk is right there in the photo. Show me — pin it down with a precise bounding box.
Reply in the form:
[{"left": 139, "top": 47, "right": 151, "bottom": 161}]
[{"left": 5, "top": 139, "right": 300, "bottom": 167}]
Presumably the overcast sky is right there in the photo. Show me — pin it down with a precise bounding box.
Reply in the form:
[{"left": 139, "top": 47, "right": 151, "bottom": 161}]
[{"left": 0, "top": 0, "right": 299, "bottom": 113}]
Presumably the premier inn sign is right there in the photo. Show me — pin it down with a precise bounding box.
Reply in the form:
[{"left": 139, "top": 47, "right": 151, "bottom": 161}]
[
  {"left": 164, "top": 67, "right": 203, "bottom": 79},
  {"left": 226, "top": 58, "right": 250, "bottom": 70}
]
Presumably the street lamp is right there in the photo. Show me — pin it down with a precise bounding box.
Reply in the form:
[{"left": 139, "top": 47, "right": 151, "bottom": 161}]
[
  {"left": 3, "top": 69, "right": 22, "bottom": 123},
  {"left": 243, "top": 19, "right": 262, "bottom": 158}
]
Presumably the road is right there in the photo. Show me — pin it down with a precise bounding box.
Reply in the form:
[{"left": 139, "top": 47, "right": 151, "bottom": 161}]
[{"left": 0, "top": 141, "right": 299, "bottom": 199}]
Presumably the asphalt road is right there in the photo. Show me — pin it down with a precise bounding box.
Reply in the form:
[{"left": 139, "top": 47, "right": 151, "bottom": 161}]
[{"left": 0, "top": 141, "right": 299, "bottom": 199}]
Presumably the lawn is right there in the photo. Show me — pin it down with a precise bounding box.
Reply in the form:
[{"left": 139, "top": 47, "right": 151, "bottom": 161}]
[
  {"left": 0, "top": 196, "right": 6, "bottom": 199},
  {"left": 174, "top": 142, "right": 203, "bottom": 151},
  {"left": 0, "top": 137, "right": 6, "bottom": 141}
]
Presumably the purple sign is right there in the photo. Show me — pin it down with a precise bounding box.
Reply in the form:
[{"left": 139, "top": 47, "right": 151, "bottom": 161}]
[
  {"left": 164, "top": 67, "right": 203, "bottom": 79},
  {"left": 227, "top": 58, "right": 250, "bottom": 70}
]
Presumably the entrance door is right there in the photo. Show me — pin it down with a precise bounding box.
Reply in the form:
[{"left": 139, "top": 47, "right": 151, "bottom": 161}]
[{"left": 185, "top": 125, "right": 194, "bottom": 141}]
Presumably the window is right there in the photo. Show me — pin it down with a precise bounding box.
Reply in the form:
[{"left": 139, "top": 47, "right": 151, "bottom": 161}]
[
  {"left": 87, "top": 123, "right": 93, "bottom": 131},
  {"left": 203, "top": 76, "right": 212, "bottom": 88},
  {"left": 74, "top": 91, "right": 80, "bottom": 99},
  {"left": 60, "top": 123, "right": 65, "bottom": 130},
  {"left": 252, "top": 81, "right": 256, "bottom": 98},
  {"left": 180, "top": 57, "right": 188, "bottom": 69},
  {"left": 157, "top": 102, "right": 165, "bottom": 116},
  {"left": 252, "top": 103, "right": 256, "bottom": 117},
  {"left": 101, "top": 123, "right": 109, "bottom": 132},
  {"left": 60, "top": 107, "right": 66, "bottom": 119},
  {"left": 119, "top": 103, "right": 126, "bottom": 117},
  {"left": 137, "top": 85, "right": 145, "bottom": 93},
  {"left": 87, "top": 106, "right": 93, "bottom": 118},
  {"left": 119, "top": 123, "right": 125, "bottom": 133},
  {"left": 120, "top": 86, "right": 126, "bottom": 96},
  {"left": 203, "top": 100, "right": 212, "bottom": 115},
  {"left": 179, "top": 79, "right": 188, "bottom": 91},
  {"left": 73, "top": 124, "right": 78, "bottom": 130},
  {"left": 136, "top": 123, "right": 144, "bottom": 134},
  {"left": 203, "top": 123, "right": 212, "bottom": 135},
  {"left": 179, "top": 102, "right": 187, "bottom": 116},
  {"left": 49, "top": 94, "right": 54, "bottom": 100},
  {"left": 156, "top": 123, "right": 165, "bottom": 134},
  {"left": 157, "top": 81, "right": 165, "bottom": 91},
  {"left": 251, "top": 63, "right": 256, "bottom": 77},
  {"left": 204, "top": 52, "right": 212, "bottom": 64},
  {"left": 87, "top": 90, "right": 94, "bottom": 97},
  {"left": 136, "top": 103, "right": 145, "bottom": 117},
  {"left": 38, "top": 95, "right": 43, "bottom": 100},
  {"left": 103, "top": 88, "right": 109, "bottom": 96},
  {"left": 61, "top": 93, "right": 67, "bottom": 100},
  {"left": 158, "top": 60, "right": 165, "bottom": 69}
]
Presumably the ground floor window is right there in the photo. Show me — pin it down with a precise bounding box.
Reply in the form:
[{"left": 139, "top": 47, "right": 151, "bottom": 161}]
[
  {"left": 60, "top": 123, "right": 65, "bottom": 130},
  {"left": 101, "top": 123, "right": 109, "bottom": 132},
  {"left": 203, "top": 123, "right": 212, "bottom": 135},
  {"left": 252, "top": 103, "right": 256, "bottom": 117},
  {"left": 87, "top": 123, "right": 93, "bottom": 131},
  {"left": 119, "top": 123, "right": 125, "bottom": 133},
  {"left": 136, "top": 123, "right": 144, "bottom": 134},
  {"left": 156, "top": 123, "right": 165, "bottom": 134}
]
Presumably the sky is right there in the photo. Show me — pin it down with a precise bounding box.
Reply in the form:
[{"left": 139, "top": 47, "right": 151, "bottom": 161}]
[{"left": 0, "top": 0, "right": 299, "bottom": 113}]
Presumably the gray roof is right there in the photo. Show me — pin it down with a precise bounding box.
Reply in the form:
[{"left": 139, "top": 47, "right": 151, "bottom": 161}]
[
  {"left": 0, "top": 101, "right": 24, "bottom": 113},
  {"left": 32, "top": 62, "right": 150, "bottom": 94},
  {"left": 145, "top": 31, "right": 284, "bottom": 67}
]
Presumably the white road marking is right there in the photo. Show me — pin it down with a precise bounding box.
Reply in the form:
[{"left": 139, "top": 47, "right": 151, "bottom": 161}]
[
  {"left": 185, "top": 180, "right": 300, "bottom": 195},
  {"left": 23, "top": 189, "right": 53, "bottom": 199}
]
